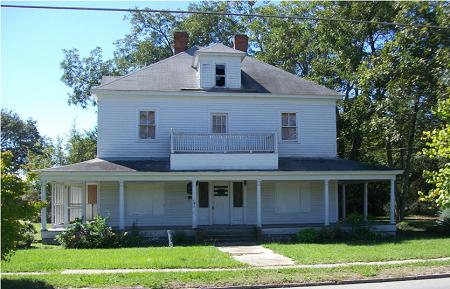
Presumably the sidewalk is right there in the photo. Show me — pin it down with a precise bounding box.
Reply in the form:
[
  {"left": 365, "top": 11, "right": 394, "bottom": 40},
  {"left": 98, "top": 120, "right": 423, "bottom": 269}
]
[{"left": 3, "top": 256, "right": 450, "bottom": 275}]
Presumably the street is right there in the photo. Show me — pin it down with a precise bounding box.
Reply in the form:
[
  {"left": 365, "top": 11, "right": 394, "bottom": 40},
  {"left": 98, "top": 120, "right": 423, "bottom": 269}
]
[{"left": 282, "top": 277, "right": 450, "bottom": 289}]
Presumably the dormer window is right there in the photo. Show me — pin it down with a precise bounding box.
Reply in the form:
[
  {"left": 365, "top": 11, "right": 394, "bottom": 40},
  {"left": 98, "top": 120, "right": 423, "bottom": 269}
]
[{"left": 215, "top": 64, "right": 226, "bottom": 87}]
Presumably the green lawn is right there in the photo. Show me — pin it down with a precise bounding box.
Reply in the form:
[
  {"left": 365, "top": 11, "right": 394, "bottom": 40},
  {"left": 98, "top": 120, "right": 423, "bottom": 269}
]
[
  {"left": 265, "top": 237, "right": 450, "bottom": 265},
  {"left": 1, "top": 245, "right": 245, "bottom": 272},
  {"left": 3, "top": 260, "right": 450, "bottom": 289}
]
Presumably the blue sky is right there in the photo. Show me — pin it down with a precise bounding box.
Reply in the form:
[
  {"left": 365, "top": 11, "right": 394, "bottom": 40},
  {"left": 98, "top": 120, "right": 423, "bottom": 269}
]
[{"left": 1, "top": 1, "right": 191, "bottom": 138}]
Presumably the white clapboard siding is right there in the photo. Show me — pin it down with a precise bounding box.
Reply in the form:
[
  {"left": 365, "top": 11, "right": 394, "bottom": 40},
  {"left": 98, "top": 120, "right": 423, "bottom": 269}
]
[
  {"left": 198, "top": 55, "right": 242, "bottom": 89},
  {"left": 97, "top": 95, "right": 336, "bottom": 159}
]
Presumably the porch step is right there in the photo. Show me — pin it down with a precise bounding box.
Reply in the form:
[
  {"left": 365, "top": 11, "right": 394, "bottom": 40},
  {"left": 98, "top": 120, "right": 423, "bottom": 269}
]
[{"left": 199, "top": 226, "right": 257, "bottom": 244}]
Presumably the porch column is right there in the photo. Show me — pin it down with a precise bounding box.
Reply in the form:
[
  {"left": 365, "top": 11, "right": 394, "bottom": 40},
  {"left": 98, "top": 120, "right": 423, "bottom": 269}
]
[
  {"left": 40, "top": 180, "right": 47, "bottom": 231},
  {"left": 363, "top": 182, "right": 368, "bottom": 221},
  {"left": 390, "top": 178, "right": 396, "bottom": 224},
  {"left": 119, "top": 180, "right": 125, "bottom": 230},
  {"left": 81, "top": 182, "right": 87, "bottom": 223},
  {"left": 341, "top": 184, "right": 346, "bottom": 221},
  {"left": 324, "top": 179, "right": 329, "bottom": 226},
  {"left": 192, "top": 179, "right": 198, "bottom": 229},
  {"left": 256, "top": 179, "right": 262, "bottom": 228}
]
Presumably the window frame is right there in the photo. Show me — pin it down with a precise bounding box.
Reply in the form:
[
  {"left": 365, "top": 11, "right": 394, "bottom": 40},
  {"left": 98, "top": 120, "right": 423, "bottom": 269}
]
[
  {"left": 281, "top": 112, "right": 298, "bottom": 142},
  {"left": 137, "top": 109, "right": 158, "bottom": 141},
  {"left": 214, "top": 63, "right": 227, "bottom": 88},
  {"left": 210, "top": 112, "right": 229, "bottom": 134}
]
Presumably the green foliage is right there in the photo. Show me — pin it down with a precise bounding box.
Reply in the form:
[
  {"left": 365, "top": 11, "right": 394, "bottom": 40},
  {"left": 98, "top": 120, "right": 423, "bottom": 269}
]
[
  {"left": 65, "top": 125, "right": 97, "bottom": 164},
  {"left": 419, "top": 98, "right": 450, "bottom": 209},
  {"left": 1, "top": 109, "right": 43, "bottom": 171},
  {"left": 296, "top": 228, "right": 319, "bottom": 243},
  {"left": 56, "top": 216, "right": 143, "bottom": 249},
  {"left": 1, "top": 151, "right": 43, "bottom": 260},
  {"left": 346, "top": 213, "right": 365, "bottom": 228},
  {"left": 16, "top": 221, "right": 37, "bottom": 249}
]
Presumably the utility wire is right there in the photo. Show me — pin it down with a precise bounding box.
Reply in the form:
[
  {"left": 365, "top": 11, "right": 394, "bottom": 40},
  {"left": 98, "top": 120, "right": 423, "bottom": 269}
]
[{"left": 2, "top": 4, "right": 449, "bottom": 30}]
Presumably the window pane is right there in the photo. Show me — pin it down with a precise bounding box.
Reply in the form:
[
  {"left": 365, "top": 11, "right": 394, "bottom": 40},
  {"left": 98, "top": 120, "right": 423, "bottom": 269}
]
[
  {"left": 282, "top": 127, "right": 297, "bottom": 140},
  {"left": 199, "top": 182, "right": 209, "bottom": 208},
  {"left": 212, "top": 114, "right": 227, "bottom": 133},
  {"left": 216, "top": 76, "right": 225, "bottom": 87},
  {"left": 282, "top": 113, "right": 289, "bottom": 126},
  {"left": 140, "top": 111, "right": 148, "bottom": 125},
  {"left": 148, "top": 126, "right": 156, "bottom": 139},
  {"left": 288, "top": 113, "right": 296, "bottom": 126},
  {"left": 139, "top": 125, "right": 148, "bottom": 139},
  {"left": 233, "top": 182, "right": 243, "bottom": 207},
  {"left": 148, "top": 111, "right": 155, "bottom": 124},
  {"left": 216, "top": 64, "right": 225, "bottom": 75}
]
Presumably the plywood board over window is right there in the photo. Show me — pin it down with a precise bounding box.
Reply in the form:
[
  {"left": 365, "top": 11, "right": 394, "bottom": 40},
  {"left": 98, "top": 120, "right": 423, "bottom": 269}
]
[
  {"left": 126, "top": 183, "right": 165, "bottom": 216},
  {"left": 275, "top": 182, "right": 311, "bottom": 213}
]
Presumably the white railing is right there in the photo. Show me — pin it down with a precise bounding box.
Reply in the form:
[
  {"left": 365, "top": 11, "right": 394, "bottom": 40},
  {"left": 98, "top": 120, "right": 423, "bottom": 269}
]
[{"left": 171, "top": 129, "right": 277, "bottom": 154}]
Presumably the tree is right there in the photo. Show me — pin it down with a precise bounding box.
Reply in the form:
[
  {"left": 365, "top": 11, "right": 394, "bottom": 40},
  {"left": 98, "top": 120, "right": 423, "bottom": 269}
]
[
  {"left": 1, "top": 109, "right": 43, "bottom": 171},
  {"left": 1, "top": 151, "right": 42, "bottom": 260},
  {"left": 65, "top": 125, "right": 97, "bottom": 164},
  {"left": 419, "top": 98, "right": 450, "bottom": 208}
]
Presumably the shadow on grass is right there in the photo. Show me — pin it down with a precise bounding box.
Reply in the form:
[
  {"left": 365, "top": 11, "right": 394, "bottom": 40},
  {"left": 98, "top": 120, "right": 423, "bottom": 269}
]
[{"left": 1, "top": 279, "right": 55, "bottom": 289}]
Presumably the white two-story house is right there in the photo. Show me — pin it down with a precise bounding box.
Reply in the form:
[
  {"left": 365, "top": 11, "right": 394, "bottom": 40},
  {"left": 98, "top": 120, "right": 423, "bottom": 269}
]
[{"left": 40, "top": 33, "right": 402, "bottom": 242}]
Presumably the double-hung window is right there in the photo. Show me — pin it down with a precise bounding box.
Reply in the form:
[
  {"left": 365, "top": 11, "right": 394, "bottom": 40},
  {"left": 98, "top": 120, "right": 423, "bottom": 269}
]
[
  {"left": 211, "top": 113, "right": 227, "bottom": 133},
  {"left": 139, "top": 111, "right": 156, "bottom": 139},
  {"left": 215, "top": 64, "right": 226, "bottom": 87},
  {"left": 281, "top": 112, "right": 297, "bottom": 141}
]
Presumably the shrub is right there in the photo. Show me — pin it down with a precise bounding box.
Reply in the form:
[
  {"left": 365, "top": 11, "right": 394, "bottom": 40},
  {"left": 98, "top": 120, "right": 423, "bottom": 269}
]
[
  {"left": 296, "top": 228, "right": 319, "bottom": 243},
  {"left": 346, "top": 213, "right": 364, "bottom": 228},
  {"left": 438, "top": 208, "right": 450, "bottom": 229},
  {"left": 56, "top": 216, "right": 143, "bottom": 248},
  {"left": 16, "top": 221, "right": 36, "bottom": 248},
  {"left": 348, "top": 227, "right": 380, "bottom": 241},
  {"left": 318, "top": 227, "right": 340, "bottom": 242}
]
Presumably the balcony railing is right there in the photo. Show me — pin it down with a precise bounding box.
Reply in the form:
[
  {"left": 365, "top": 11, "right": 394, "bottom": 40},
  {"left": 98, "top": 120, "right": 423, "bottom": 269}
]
[{"left": 171, "top": 129, "right": 277, "bottom": 154}]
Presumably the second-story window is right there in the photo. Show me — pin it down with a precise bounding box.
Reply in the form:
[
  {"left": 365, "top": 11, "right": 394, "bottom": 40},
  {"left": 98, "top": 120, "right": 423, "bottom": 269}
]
[
  {"left": 139, "top": 111, "right": 156, "bottom": 139},
  {"left": 281, "top": 112, "right": 297, "bottom": 141},
  {"left": 215, "top": 64, "right": 226, "bottom": 87},
  {"left": 212, "top": 113, "right": 227, "bottom": 133}
]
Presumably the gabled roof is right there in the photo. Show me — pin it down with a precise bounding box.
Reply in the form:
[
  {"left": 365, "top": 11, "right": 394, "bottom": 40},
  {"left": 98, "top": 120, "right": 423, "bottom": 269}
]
[
  {"left": 93, "top": 46, "right": 340, "bottom": 97},
  {"left": 196, "top": 43, "right": 246, "bottom": 55}
]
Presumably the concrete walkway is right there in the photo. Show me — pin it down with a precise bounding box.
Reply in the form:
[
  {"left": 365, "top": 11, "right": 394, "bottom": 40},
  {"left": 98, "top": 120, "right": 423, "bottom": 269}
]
[
  {"left": 217, "top": 245, "right": 295, "bottom": 267},
  {"left": 2, "top": 257, "right": 450, "bottom": 275}
]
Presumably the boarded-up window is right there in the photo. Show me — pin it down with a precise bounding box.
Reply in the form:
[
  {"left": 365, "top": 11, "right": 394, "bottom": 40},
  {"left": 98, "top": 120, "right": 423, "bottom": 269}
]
[
  {"left": 275, "top": 182, "right": 311, "bottom": 213},
  {"left": 126, "top": 183, "right": 165, "bottom": 216},
  {"left": 139, "top": 111, "right": 156, "bottom": 139},
  {"left": 233, "top": 182, "right": 243, "bottom": 207},
  {"left": 198, "top": 182, "right": 209, "bottom": 208},
  {"left": 87, "top": 184, "right": 97, "bottom": 204},
  {"left": 281, "top": 113, "right": 297, "bottom": 141}
]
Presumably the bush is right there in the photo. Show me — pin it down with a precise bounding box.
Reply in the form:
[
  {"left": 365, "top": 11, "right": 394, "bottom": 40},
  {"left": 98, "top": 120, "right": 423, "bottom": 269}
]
[
  {"left": 348, "top": 227, "right": 380, "bottom": 241},
  {"left": 16, "top": 221, "right": 36, "bottom": 248},
  {"left": 56, "top": 216, "right": 143, "bottom": 248},
  {"left": 318, "top": 227, "right": 340, "bottom": 242},
  {"left": 438, "top": 208, "right": 450, "bottom": 229},
  {"left": 346, "top": 213, "right": 364, "bottom": 228},
  {"left": 296, "top": 228, "right": 319, "bottom": 243}
]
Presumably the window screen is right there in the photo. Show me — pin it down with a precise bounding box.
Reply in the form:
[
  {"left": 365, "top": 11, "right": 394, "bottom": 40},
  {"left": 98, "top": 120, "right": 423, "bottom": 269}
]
[
  {"left": 281, "top": 113, "right": 297, "bottom": 141},
  {"left": 139, "top": 111, "right": 156, "bottom": 139}
]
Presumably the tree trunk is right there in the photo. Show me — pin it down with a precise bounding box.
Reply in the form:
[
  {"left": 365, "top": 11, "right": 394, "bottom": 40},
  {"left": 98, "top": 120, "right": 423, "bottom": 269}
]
[{"left": 399, "top": 99, "right": 420, "bottom": 221}]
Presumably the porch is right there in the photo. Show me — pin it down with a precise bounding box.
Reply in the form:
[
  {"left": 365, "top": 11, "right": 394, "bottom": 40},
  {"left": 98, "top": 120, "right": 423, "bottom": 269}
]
[{"left": 39, "top": 158, "right": 402, "bottom": 243}]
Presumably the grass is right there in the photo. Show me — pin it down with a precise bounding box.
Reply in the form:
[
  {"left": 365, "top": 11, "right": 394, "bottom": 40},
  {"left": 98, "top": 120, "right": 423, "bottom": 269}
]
[
  {"left": 266, "top": 217, "right": 450, "bottom": 265},
  {"left": 1, "top": 245, "right": 245, "bottom": 272},
  {"left": 2, "top": 260, "right": 450, "bottom": 289}
]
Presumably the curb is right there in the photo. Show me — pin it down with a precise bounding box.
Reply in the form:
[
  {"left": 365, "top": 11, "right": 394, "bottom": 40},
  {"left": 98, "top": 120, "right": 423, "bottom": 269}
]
[{"left": 203, "top": 273, "right": 450, "bottom": 289}]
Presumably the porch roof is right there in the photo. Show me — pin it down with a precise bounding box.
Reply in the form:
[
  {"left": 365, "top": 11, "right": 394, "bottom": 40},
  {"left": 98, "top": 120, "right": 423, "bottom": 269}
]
[{"left": 38, "top": 157, "right": 397, "bottom": 173}]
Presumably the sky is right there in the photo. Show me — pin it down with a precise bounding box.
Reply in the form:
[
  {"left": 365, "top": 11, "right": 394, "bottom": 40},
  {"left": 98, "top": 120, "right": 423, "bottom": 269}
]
[{"left": 1, "top": 1, "right": 191, "bottom": 139}]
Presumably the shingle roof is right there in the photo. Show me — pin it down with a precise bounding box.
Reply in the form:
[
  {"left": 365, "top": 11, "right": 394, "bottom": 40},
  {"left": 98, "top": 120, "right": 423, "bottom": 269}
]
[
  {"left": 39, "top": 157, "right": 395, "bottom": 173},
  {"left": 196, "top": 43, "right": 246, "bottom": 55},
  {"left": 93, "top": 46, "right": 340, "bottom": 96}
]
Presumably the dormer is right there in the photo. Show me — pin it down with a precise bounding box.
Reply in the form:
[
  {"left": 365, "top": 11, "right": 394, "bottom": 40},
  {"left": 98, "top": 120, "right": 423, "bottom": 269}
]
[{"left": 192, "top": 35, "right": 248, "bottom": 90}]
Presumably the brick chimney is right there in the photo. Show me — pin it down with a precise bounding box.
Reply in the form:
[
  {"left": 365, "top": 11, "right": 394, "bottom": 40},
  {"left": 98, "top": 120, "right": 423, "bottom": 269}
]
[
  {"left": 233, "top": 34, "right": 248, "bottom": 53},
  {"left": 174, "top": 31, "right": 189, "bottom": 54}
]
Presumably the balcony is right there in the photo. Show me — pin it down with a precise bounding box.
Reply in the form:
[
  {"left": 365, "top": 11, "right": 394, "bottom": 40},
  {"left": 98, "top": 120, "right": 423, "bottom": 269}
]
[{"left": 170, "top": 130, "right": 279, "bottom": 170}]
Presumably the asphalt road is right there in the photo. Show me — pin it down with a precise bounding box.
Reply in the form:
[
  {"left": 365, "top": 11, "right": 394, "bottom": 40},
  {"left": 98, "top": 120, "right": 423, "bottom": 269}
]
[{"left": 282, "top": 277, "right": 450, "bottom": 289}]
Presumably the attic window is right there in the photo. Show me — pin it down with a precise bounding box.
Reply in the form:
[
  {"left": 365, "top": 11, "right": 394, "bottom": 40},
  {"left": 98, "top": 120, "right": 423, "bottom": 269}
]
[{"left": 215, "top": 64, "right": 226, "bottom": 87}]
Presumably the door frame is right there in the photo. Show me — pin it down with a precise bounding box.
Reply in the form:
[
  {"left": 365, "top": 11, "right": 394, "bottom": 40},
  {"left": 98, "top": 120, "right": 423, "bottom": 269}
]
[{"left": 211, "top": 181, "right": 231, "bottom": 225}]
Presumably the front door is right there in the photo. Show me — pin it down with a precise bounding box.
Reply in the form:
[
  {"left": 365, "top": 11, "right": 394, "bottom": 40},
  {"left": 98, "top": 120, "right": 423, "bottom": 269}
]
[{"left": 213, "top": 182, "right": 230, "bottom": 224}]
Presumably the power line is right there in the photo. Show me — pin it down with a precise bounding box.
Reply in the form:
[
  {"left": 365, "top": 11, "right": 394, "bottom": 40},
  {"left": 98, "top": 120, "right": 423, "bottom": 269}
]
[{"left": 2, "top": 4, "right": 449, "bottom": 30}]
